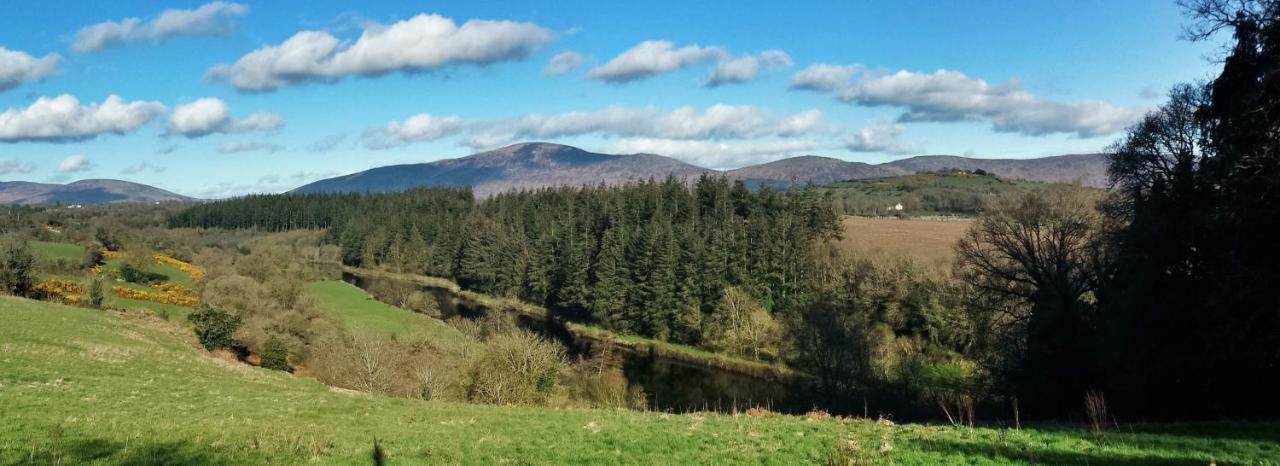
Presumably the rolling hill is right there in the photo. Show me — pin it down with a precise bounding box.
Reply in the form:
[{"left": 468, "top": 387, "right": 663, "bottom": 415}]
[
  {"left": 294, "top": 143, "right": 1109, "bottom": 197},
  {"left": 0, "top": 179, "right": 193, "bottom": 205},
  {"left": 293, "top": 142, "right": 713, "bottom": 197}
]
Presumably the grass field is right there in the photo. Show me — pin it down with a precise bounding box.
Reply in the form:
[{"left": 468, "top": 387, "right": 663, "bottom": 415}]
[
  {"left": 30, "top": 240, "right": 83, "bottom": 264},
  {"left": 3, "top": 296, "right": 1277, "bottom": 465},
  {"left": 306, "top": 281, "right": 469, "bottom": 351},
  {"left": 837, "top": 216, "right": 972, "bottom": 266}
]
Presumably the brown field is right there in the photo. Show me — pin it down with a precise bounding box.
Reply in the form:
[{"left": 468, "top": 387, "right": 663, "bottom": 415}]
[{"left": 835, "top": 216, "right": 973, "bottom": 266}]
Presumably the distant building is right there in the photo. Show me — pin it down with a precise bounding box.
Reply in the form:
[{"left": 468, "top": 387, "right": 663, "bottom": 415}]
[{"left": 894, "top": 203, "right": 904, "bottom": 211}]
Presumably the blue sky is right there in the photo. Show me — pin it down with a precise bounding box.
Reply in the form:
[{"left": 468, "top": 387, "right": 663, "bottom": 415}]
[{"left": 0, "top": 1, "right": 1223, "bottom": 197}]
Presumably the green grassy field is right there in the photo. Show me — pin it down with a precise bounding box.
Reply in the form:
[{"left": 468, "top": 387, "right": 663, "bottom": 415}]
[
  {"left": 2, "top": 296, "right": 1277, "bottom": 465},
  {"left": 306, "top": 281, "right": 469, "bottom": 351},
  {"left": 30, "top": 240, "right": 84, "bottom": 264}
]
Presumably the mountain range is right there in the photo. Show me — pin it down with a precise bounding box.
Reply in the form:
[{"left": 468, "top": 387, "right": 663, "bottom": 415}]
[
  {"left": 295, "top": 142, "right": 1109, "bottom": 196},
  {"left": 0, "top": 179, "right": 192, "bottom": 205},
  {"left": 1, "top": 143, "right": 1109, "bottom": 204}
]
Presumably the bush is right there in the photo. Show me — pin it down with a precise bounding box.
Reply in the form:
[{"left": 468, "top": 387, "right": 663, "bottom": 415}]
[
  {"left": 188, "top": 305, "right": 241, "bottom": 351},
  {"left": 119, "top": 263, "right": 166, "bottom": 284},
  {"left": 0, "top": 241, "right": 36, "bottom": 298},
  {"left": 468, "top": 330, "right": 567, "bottom": 405},
  {"left": 88, "top": 278, "right": 105, "bottom": 308},
  {"left": 259, "top": 336, "right": 290, "bottom": 371}
]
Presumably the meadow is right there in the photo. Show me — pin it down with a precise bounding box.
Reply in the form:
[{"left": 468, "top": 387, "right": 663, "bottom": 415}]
[
  {"left": 3, "top": 296, "right": 1277, "bottom": 465},
  {"left": 836, "top": 216, "right": 972, "bottom": 266}
]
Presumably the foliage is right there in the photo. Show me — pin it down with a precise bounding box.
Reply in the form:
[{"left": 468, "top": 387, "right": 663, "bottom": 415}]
[
  {"left": 188, "top": 305, "right": 242, "bottom": 351},
  {"left": 0, "top": 240, "right": 36, "bottom": 298},
  {"left": 468, "top": 330, "right": 568, "bottom": 405},
  {"left": 259, "top": 336, "right": 291, "bottom": 372},
  {"left": 820, "top": 171, "right": 1053, "bottom": 217},
  {"left": 87, "top": 278, "right": 105, "bottom": 308},
  {"left": 170, "top": 178, "right": 842, "bottom": 347}
]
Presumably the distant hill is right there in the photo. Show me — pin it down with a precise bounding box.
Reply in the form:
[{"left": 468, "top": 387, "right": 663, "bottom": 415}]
[
  {"left": 293, "top": 143, "right": 1110, "bottom": 196},
  {"left": 726, "top": 156, "right": 893, "bottom": 186},
  {"left": 293, "top": 142, "right": 713, "bottom": 197},
  {"left": 0, "top": 179, "right": 193, "bottom": 205},
  {"left": 820, "top": 171, "right": 1075, "bottom": 217},
  {"left": 879, "top": 153, "right": 1108, "bottom": 187}
]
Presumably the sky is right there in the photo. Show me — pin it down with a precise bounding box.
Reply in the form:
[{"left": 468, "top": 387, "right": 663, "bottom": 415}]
[{"left": 0, "top": 1, "right": 1226, "bottom": 198}]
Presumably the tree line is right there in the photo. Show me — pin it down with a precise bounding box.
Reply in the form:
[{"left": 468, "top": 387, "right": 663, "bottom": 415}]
[{"left": 171, "top": 177, "right": 841, "bottom": 348}]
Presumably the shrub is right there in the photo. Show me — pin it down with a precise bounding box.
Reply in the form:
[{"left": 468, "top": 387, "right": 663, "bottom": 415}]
[
  {"left": 81, "top": 245, "right": 104, "bottom": 270},
  {"left": 188, "top": 305, "right": 241, "bottom": 351},
  {"left": 468, "top": 330, "right": 567, "bottom": 405},
  {"left": 88, "top": 278, "right": 105, "bottom": 308},
  {"left": 0, "top": 241, "right": 36, "bottom": 298},
  {"left": 119, "top": 263, "right": 166, "bottom": 284},
  {"left": 259, "top": 336, "right": 291, "bottom": 371}
]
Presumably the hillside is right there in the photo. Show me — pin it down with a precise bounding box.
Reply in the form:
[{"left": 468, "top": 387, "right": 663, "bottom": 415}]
[
  {"left": 3, "top": 296, "right": 1273, "bottom": 464},
  {"left": 727, "top": 156, "right": 893, "bottom": 186},
  {"left": 293, "top": 142, "right": 713, "bottom": 197},
  {"left": 880, "top": 153, "right": 1108, "bottom": 187},
  {"left": 820, "top": 171, "right": 1062, "bottom": 217},
  {"left": 292, "top": 143, "right": 1108, "bottom": 197},
  {"left": 0, "top": 179, "right": 193, "bottom": 205}
]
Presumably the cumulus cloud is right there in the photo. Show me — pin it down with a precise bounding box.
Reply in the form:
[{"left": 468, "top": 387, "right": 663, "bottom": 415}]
[
  {"left": 606, "top": 138, "right": 829, "bottom": 169},
  {"left": 0, "top": 94, "right": 166, "bottom": 143},
  {"left": 791, "top": 64, "right": 1146, "bottom": 138},
  {"left": 363, "top": 114, "right": 465, "bottom": 149},
  {"left": 0, "top": 159, "right": 36, "bottom": 175},
  {"left": 586, "top": 41, "right": 726, "bottom": 83},
  {"left": 363, "top": 104, "right": 827, "bottom": 150},
  {"left": 72, "top": 2, "right": 249, "bottom": 52},
  {"left": 217, "top": 141, "right": 284, "bottom": 154},
  {"left": 167, "top": 97, "right": 282, "bottom": 137},
  {"left": 706, "top": 50, "right": 791, "bottom": 87},
  {"left": 58, "top": 155, "right": 91, "bottom": 173},
  {"left": 844, "top": 119, "right": 919, "bottom": 155},
  {"left": 0, "top": 47, "right": 60, "bottom": 92},
  {"left": 207, "top": 13, "right": 551, "bottom": 91},
  {"left": 543, "top": 51, "right": 583, "bottom": 75}
]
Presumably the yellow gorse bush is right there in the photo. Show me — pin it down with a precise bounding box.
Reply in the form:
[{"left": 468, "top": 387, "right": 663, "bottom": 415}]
[
  {"left": 111, "top": 284, "right": 198, "bottom": 307},
  {"left": 153, "top": 254, "right": 205, "bottom": 281},
  {"left": 99, "top": 247, "right": 125, "bottom": 259},
  {"left": 35, "top": 279, "right": 87, "bottom": 305}
]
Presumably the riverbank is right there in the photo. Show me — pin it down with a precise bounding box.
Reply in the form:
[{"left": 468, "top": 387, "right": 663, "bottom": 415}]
[{"left": 341, "top": 266, "right": 802, "bottom": 382}]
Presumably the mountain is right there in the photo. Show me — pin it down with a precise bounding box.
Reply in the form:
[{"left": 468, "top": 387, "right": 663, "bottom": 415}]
[
  {"left": 0, "top": 179, "right": 194, "bottom": 205},
  {"left": 293, "top": 143, "right": 1110, "bottom": 196},
  {"left": 727, "top": 156, "right": 895, "bottom": 186},
  {"left": 293, "top": 142, "right": 713, "bottom": 197},
  {"left": 879, "top": 153, "right": 1108, "bottom": 187}
]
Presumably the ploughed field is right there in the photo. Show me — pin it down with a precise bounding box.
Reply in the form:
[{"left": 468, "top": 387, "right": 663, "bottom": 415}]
[{"left": 3, "top": 296, "right": 1277, "bottom": 465}]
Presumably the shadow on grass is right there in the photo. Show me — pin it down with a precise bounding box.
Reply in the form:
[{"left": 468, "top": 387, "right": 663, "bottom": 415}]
[
  {"left": 9, "top": 437, "right": 254, "bottom": 466},
  {"left": 913, "top": 437, "right": 1211, "bottom": 465}
]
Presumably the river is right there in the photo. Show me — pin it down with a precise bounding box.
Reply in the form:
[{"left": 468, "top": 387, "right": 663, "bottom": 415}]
[{"left": 339, "top": 270, "right": 827, "bottom": 414}]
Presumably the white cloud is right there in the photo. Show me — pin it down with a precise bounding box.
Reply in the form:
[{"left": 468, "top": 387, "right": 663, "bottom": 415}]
[
  {"left": 844, "top": 119, "right": 919, "bottom": 155},
  {"left": 543, "top": 51, "right": 583, "bottom": 75},
  {"left": 363, "top": 114, "right": 465, "bottom": 149},
  {"left": 0, "top": 95, "right": 166, "bottom": 143},
  {"left": 192, "top": 170, "right": 340, "bottom": 198},
  {"left": 217, "top": 141, "right": 284, "bottom": 154},
  {"left": 0, "top": 159, "right": 36, "bottom": 175},
  {"left": 167, "top": 97, "right": 282, "bottom": 137},
  {"left": 706, "top": 50, "right": 791, "bottom": 87},
  {"left": 72, "top": 2, "right": 249, "bottom": 52},
  {"left": 0, "top": 47, "right": 60, "bottom": 92},
  {"left": 586, "top": 40, "right": 726, "bottom": 83},
  {"left": 791, "top": 64, "right": 1146, "bottom": 138},
  {"left": 363, "top": 104, "right": 828, "bottom": 150},
  {"left": 605, "top": 138, "right": 829, "bottom": 169},
  {"left": 58, "top": 155, "right": 91, "bottom": 173},
  {"left": 207, "top": 13, "right": 551, "bottom": 91}
]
